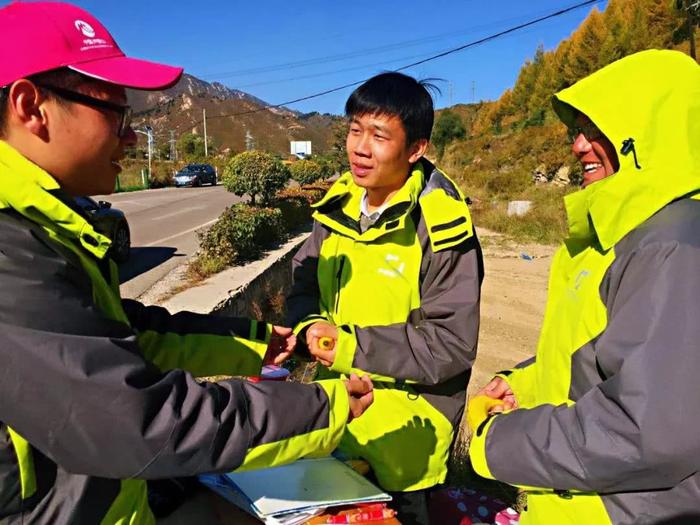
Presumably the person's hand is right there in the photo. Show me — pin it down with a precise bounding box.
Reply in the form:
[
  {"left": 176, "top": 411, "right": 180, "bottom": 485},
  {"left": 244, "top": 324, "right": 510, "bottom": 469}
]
[
  {"left": 467, "top": 395, "right": 505, "bottom": 433},
  {"left": 344, "top": 374, "right": 373, "bottom": 422},
  {"left": 306, "top": 321, "right": 338, "bottom": 367},
  {"left": 264, "top": 325, "right": 296, "bottom": 365},
  {"left": 476, "top": 376, "right": 518, "bottom": 410}
]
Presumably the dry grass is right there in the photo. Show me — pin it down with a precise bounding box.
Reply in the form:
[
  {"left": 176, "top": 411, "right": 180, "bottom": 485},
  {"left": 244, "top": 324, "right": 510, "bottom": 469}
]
[{"left": 470, "top": 185, "right": 570, "bottom": 245}]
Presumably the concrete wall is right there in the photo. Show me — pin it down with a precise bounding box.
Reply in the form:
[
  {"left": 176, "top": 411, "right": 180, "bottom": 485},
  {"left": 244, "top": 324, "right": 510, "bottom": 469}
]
[{"left": 212, "top": 241, "right": 297, "bottom": 324}]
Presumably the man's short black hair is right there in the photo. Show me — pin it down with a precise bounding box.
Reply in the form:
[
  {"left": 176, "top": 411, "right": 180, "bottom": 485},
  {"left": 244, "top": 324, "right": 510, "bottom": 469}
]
[{"left": 345, "top": 72, "right": 438, "bottom": 146}]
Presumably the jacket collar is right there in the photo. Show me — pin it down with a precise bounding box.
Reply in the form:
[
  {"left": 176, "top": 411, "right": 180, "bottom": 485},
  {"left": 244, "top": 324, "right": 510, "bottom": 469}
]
[
  {"left": 0, "top": 141, "right": 112, "bottom": 259},
  {"left": 312, "top": 160, "right": 425, "bottom": 241}
]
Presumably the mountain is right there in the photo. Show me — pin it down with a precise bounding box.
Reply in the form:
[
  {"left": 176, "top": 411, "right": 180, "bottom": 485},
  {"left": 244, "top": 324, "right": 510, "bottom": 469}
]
[{"left": 128, "top": 74, "right": 341, "bottom": 157}]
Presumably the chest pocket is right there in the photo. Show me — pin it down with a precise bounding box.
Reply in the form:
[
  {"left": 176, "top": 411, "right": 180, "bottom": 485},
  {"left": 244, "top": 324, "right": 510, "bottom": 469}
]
[{"left": 318, "top": 222, "right": 424, "bottom": 328}]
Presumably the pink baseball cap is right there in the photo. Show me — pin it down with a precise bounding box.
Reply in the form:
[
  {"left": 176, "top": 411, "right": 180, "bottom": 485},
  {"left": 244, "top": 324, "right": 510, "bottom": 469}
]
[{"left": 0, "top": 1, "right": 183, "bottom": 90}]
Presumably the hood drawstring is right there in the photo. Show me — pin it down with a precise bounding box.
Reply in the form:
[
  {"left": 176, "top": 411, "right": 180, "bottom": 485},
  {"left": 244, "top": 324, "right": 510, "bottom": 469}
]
[{"left": 621, "top": 138, "right": 642, "bottom": 170}]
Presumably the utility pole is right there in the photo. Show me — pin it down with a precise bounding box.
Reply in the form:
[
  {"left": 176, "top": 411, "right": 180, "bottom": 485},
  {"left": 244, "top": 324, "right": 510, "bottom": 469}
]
[
  {"left": 169, "top": 130, "right": 176, "bottom": 161},
  {"left": 203, "top": 108, "right": 208, "bottom": 157},
  {"left": 472, "top": 81, "right": 476, "bottom": 104},
  {"left": 135, "top": 126, "right": 153, "bottom": 181}
]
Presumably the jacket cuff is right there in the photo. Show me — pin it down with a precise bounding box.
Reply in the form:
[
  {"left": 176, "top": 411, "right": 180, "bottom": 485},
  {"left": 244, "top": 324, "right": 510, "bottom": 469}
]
[
  {"left": 293, "top": 315, "right": 330, "bottom": 337},
  {"left": 236, "top": 380, "right": 349, "bottom": 472},
  {"left": 247, "top": 319, "right": 271, "bottom": 363},
  {"left": 316, "top": 379, "right": 350, "bottom": 449},
  {"left": 329, "top": 325, "right": 357, "bottom": 375},
  {"left": 468, "top": 413, "right": 498, "bottom": 480}
]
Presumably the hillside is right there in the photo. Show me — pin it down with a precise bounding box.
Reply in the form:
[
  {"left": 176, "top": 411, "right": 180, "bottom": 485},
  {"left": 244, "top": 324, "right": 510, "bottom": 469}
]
[
  {"left": 433, "top": 0, "right": 698, "bottom": 243},
  {"left": 128, "top": 74, "right": 341, "bottom": 157}
]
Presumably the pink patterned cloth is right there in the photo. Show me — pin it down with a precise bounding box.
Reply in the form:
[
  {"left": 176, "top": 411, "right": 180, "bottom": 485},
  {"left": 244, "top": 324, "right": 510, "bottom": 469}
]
[{"left": 428, "top": 487, "right": 520, "bottom": 525}]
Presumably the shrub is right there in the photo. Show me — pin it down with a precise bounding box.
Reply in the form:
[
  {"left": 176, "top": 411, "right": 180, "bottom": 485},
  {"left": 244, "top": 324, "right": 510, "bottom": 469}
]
[
  {"left": 148, "top": 166, "right": 174, "bottom": 189},
  {"left": 274, "top": 187, "right": 326, "bottom": 231},
  {"left": 197, "top": 204, "right": 284, "bottom": 267},
  {"left": 289, "top": 160, "right": 324, "bottom": 185},
  {"left": 221, "top": 151, "right": 290, "bottom": 205}
]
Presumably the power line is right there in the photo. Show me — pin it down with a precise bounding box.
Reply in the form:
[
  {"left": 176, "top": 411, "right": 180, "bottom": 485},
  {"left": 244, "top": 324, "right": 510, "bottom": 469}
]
[
  {"left": 198, "top": 11, "right": 570, "bottom": 80},
  {"left": 182, "top": 0, "right": 602, "bottom": 125}
]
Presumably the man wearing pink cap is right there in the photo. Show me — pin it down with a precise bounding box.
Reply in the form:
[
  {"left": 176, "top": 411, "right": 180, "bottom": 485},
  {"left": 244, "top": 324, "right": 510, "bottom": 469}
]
[{"left": 0, "top": 2, "right": 373, "bottom": 524}]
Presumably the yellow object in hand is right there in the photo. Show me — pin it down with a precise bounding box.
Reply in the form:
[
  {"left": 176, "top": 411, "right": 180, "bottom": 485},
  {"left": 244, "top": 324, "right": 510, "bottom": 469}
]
[
  {"left": 467, "top": 395, "right": 504, "bottom": 432},
  {"left": 319, "top": 336, "right": 335, "bottom": 351}
]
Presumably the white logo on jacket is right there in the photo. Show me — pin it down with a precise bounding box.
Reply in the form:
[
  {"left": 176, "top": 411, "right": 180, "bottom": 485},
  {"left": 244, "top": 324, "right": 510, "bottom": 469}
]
[{"left": 378, "top": 254, "right": 405, "bottom": 278}]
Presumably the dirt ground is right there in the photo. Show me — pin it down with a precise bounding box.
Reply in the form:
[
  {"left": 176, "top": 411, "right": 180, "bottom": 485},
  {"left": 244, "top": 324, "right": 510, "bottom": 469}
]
[
  {"left": 467, "top": 229, "right": 555, "bottom": 400},
  {"left": 159, "top": 229, "right": 557, "bottom": 524}
]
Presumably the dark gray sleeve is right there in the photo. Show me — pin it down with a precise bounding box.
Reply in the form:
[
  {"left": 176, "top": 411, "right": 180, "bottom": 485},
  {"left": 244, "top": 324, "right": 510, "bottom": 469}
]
[
  {"left": 285, "top": 221, "right": 330, "bottom": 327},
  {"left": 483, "top": 241, "right": 700, "bottom": 493},
  {"left": 0, "top": 222, "right": 339, "bottom": 479},
  {"left": 122, "top": 299, "right": 258, "bottom": 341},
  {"left": 350, "top": 235, "right": 483, "bottom": 385}
]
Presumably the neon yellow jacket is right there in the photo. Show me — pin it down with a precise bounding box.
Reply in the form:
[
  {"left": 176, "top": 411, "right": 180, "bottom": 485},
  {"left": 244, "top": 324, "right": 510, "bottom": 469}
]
[
  {"left": 288, "top": 158, "right": 483, "bottom": 491},
  {"left": 469, "top": 50, "right": 700, "bottom": 524},
  {"left": 0, "top": 141, "right": 350, "bottom": 524}
]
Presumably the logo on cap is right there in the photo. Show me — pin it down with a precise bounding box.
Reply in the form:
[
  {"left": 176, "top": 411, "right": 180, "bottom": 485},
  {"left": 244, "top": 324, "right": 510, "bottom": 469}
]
[{"left": 74, "top": 20, "right": 96, "bottom": 38}]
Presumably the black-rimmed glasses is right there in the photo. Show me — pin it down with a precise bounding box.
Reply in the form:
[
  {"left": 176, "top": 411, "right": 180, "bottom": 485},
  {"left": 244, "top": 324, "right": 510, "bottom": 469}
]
[{"left": 37, "top": 84, "right": 133, "bottom": 138}]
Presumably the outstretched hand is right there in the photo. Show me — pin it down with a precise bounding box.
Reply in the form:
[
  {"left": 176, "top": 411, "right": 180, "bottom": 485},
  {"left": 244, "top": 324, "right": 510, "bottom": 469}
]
[
  {"left": 344, "top": 373, "right": 373, "bottom": 422},
  {"left": 264, "top": 325, "right": 296, "bottom": 365}
]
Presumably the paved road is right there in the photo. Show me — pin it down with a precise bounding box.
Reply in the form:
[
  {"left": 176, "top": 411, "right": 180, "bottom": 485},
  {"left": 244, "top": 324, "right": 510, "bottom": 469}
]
[{"left": 95, "top": 185, "right": 244, "bottom": 299}]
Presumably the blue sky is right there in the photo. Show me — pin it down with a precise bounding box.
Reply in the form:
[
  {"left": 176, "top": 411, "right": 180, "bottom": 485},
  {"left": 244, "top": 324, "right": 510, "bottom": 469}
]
[{"left": 9, "top": 0, "right": 607, "bottom": 114}]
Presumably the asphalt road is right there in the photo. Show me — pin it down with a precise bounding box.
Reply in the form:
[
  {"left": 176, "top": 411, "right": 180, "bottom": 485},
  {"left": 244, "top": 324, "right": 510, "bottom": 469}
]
[{"left": 95, "top": 185, "right": 244, "bottom": 299}]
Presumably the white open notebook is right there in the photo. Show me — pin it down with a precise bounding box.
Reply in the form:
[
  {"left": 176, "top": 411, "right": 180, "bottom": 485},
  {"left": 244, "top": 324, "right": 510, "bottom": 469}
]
[{"left": 200, "top": 456, "right": 391, "bottom": 522}]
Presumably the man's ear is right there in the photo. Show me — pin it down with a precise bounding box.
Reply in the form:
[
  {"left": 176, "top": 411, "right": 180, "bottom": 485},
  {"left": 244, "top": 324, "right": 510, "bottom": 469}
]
[
  {"left": 7, "top": 80, "right": 50, "bottom": 139},
  {"left": 408, "top": 138, "right": 429, "bottom": 163}
]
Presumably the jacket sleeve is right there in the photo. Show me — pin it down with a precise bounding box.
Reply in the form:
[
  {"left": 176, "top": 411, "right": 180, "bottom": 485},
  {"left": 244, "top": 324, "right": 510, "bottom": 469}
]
[
  {"left": 122, "top": 299, "right": 269, "bottom": 378},
  {"left": 470, "top": 241, "right": 700, "bottom": 493},
  {"left": 330, "top": 235, "right": 483, "bottom": 385},
  {"left": 0, "top": 222, "right": 348, "bottom": 479},
  {"left": 286, "top": 221, "right": 332, "bottom": 334}
]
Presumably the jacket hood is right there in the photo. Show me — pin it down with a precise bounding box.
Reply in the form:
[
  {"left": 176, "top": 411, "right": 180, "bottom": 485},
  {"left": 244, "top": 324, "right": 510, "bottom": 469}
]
[
  {"left": 0, "top": 141, "right": 112, "bottom": 258},
  {"left": 552, "top": 49, "right": 700, "bottom": 250}
]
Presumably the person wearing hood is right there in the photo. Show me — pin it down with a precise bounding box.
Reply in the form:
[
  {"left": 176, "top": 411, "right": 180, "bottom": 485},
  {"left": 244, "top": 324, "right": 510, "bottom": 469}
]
[
  {"left": 468, "top": 49, "right": 700, "bottom": 524},
  {"left": 0, "top": 3, "right": 374, "bottom": 524}
]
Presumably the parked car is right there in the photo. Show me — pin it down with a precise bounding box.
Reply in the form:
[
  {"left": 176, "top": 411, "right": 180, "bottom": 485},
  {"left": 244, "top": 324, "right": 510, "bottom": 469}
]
[
  {"left": 74, "top": 196, "right": 131, "bottom": 263},
  {"left": 174, "top": 163, "right": 217, "bottom": 187}
]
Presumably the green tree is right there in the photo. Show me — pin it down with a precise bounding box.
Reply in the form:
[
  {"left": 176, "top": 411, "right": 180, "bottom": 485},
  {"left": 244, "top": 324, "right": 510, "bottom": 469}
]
[
  {"left": 432, "top": 110, "right": 466, "bottom": 158},
  {"left": 222, "top": 150, "right": 290, "bottom": 205},
  {"left": 177, "top": 133, "right": 205, "bottom": 159},
  {"left": 324, "top": 120, "right": 350, "bottom": 174},
  {"left": 289, "top": 159, "right": 324, "bottom": 185},
  {"left": 176, "top": 133, "right": 216, "bottom": 161}
]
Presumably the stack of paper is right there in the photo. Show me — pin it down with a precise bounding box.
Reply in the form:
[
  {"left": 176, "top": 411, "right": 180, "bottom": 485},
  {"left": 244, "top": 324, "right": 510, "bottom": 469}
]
[{"left": 200, "top": 457, "right": 391, "bottom": 524}]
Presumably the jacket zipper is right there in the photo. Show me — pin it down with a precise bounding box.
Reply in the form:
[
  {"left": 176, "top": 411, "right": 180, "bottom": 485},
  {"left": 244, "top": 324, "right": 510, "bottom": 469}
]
[{"left": 334, "top": 256, "right": 345, "bottom": 314}]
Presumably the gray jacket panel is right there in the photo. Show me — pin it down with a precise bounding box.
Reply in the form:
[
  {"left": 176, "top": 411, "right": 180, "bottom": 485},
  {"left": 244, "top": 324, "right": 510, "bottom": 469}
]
[
  {"left": 0, "top": 209, "right": 337, "bottom": 523},
  {"left": 484, "top": 198, "right": 700, "bottom": 523}
]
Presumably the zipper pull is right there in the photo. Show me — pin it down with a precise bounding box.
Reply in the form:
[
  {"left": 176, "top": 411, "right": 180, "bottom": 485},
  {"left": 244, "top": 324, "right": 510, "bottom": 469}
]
[{"left": 620, "top": 138, "right": 642, "bottom": 170}]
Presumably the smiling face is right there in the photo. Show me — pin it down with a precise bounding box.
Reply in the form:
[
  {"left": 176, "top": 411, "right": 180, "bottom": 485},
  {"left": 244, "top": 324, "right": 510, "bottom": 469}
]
[
  {"left": 44, "top": 80, "right": 137, "bottom": 196},
  {"left": 571, "top": 113, "right": 619, "bottom": 188},
  {"left": 346, "top": 112, "right": 426, "bottom": 206}
]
